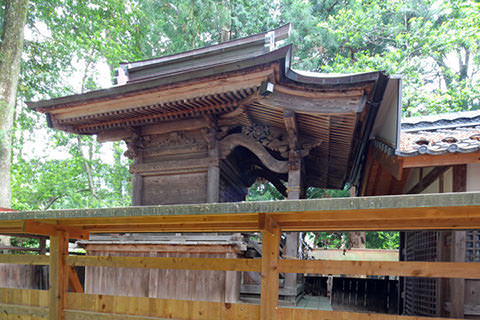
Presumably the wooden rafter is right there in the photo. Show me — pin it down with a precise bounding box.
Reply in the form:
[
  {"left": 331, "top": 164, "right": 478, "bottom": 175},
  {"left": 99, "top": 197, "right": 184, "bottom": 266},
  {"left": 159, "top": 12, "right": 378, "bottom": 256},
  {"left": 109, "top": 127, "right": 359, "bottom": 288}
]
[
  {"left": 407, "top": 166, "right": 450, "bottom": 194},
  {"left": 283, "top": 110, "right": 298, "bottom": 151}
]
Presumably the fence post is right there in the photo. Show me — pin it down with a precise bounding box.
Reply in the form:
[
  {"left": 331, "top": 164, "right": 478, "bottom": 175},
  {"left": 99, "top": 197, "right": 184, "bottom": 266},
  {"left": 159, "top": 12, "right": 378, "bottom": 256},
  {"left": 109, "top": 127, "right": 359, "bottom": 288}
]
[
  {"left": 260, "top": 214, "right": 280, "bottom": 320},
  {"left": 49, "top": 230, "right": 69, "bottom": 320}
]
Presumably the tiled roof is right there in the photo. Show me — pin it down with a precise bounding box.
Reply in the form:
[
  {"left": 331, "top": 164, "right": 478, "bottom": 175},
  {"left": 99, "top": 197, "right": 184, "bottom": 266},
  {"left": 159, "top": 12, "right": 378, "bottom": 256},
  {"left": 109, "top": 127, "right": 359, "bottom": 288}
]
[{"left": 399, "top": 110, "right": 480, "bottom": 156}]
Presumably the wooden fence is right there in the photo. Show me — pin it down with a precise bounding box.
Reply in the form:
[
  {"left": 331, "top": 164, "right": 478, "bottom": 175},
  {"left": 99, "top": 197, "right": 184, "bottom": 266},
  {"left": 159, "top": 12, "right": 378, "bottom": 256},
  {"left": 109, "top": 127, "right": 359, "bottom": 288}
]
[{"left": 1, "top": 192, "right": 480, "bottom": 320}]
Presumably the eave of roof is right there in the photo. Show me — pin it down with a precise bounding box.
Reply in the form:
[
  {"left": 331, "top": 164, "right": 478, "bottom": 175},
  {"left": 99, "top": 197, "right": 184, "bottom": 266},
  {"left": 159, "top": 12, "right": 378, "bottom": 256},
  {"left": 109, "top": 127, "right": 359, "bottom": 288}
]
[
  {"left": 122, "top": 24, "right": 291, "bottom": 71},
  {"left": 28, "top": 44, "right": 293, "bottom": 112}
]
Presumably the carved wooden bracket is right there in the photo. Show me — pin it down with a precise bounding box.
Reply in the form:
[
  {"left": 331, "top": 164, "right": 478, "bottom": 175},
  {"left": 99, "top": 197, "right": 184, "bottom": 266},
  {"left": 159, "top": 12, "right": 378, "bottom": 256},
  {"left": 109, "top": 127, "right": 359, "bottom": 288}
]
[
  {"left": 219, "top": 133, "right": 288, "bottom": 173},
  {"left": 123, "top": 127, "right": 142, "bottom": 159}
]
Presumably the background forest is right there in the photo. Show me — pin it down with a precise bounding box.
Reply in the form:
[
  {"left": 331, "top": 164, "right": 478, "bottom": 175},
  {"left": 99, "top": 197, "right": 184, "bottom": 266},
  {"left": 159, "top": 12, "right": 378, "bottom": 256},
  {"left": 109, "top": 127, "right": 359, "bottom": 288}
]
[{"left": 0, "top": 0, "right": 479, "bottom": 249}]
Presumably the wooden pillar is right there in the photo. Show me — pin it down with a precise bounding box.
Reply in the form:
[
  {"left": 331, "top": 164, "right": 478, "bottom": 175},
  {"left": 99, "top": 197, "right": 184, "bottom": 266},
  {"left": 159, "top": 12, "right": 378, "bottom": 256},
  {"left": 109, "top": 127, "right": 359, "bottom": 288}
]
[
  {"left": 260, "top": 216, "right": 280, "bottom": 320},
  {"left": 207, "top": 163, "right": 220, "bottom": 203},
  {"left": 49, "top": 231, "right": 69, "bottom": 320},
  {"left": 225, "top": 252, "right": 241, "bottom": 303},
  {"left": 450, "top": 231, "right": 466, "bottom": 318},
  {"left": 284, "top": 154, "right": 302, "bottom": 296},
  {"left": 450, "top": 165, "right": 466, "bottom": 317},
  {"left": 207, "top": 129, "right": 220, "bottom": 203}
]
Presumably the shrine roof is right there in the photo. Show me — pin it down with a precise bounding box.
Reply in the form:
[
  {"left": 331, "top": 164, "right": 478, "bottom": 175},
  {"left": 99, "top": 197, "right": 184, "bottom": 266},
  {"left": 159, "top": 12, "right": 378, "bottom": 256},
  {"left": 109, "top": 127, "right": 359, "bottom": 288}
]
[{"left": 26, "top": 26, "right": 393, "bottom": 190}]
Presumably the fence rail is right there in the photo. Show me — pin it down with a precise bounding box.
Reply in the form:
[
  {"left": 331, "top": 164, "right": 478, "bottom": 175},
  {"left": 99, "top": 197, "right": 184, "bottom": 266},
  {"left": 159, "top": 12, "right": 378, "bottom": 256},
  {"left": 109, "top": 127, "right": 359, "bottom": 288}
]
[{"left": 1, "top": 192, "right": 479, "bottom": 319}]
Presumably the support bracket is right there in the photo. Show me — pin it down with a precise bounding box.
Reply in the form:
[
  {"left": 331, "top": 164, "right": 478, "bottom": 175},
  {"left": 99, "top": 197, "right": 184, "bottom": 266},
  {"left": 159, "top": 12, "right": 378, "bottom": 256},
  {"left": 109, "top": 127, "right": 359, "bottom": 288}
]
[{"left": 23, "top": 221, "right": 89, "bottom": 240}]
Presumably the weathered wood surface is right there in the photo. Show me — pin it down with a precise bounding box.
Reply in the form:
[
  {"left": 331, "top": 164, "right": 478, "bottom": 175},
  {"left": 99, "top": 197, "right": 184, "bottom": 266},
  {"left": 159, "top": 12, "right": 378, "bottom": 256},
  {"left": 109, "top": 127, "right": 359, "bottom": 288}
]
[
  {"left": 0, "top": 288, "right": 48, "bottom": 319},
  {"left": 0, "top": 254, "right": 49, "bottom": 265},
  {"left": 0, "top": 193, "right": 479, "bottom": 234},
  {"left": 49, "top": 231, "right": 69, "bottom": 320},
  {"left": 278, "top": 260, "right": 480, "bottom": 279},
  {"left": 260, "top": 224, "right": 280, "bottom": 320},
  {"left": 66, "top": 292, "right": 259, "bottom": 320},
  {"left": 0, "top": 288, "right": 471, "bottom": 320},
  {"left": 68, "top": 255, "right": 259, "bottom": 272},
  {"left": 276, "top": 308, "right": 463, "bottom": 320}
]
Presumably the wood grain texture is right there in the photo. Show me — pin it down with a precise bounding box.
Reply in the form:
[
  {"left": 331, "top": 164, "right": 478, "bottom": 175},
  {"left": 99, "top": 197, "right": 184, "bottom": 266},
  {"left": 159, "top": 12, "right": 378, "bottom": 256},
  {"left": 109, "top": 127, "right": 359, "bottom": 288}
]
[
  {"left": 279, "top": 259, "right": 480, "bottom": 279},
  {"left": 49, "top": 231, "right": 69, "bottom": 320},
  {"left": 260, "top": 227, "right": 280, "bottom": 320},
  {"left": 66, "top": 292, "right": 259, "bottom": 320},
  {"left": 277, "top": 307, "right": 463, "bottom": 320},
  {"left": 68, "top": 255, "right": 260, "bottom": 272},
  {"left": 23, "top": 221, "right": 88, "bottom": 240},
  {"left": 0, "top": 288, "right": 48, "bottom": 319},
  {"left": 2, "top": 192, "right": 480, "bottom": 234},
  {"left": 0, "top": 254, "right": 49, "bottom": 265}
]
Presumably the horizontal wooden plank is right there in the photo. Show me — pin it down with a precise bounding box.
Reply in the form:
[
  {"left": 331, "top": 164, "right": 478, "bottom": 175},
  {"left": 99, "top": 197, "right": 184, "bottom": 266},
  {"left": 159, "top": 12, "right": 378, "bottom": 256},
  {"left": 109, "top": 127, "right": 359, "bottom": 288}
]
[
  {"left": 277, "top": 307, "right": 462, "bottom": 320},
  {"left": 0, "top": 193, "right": 479, "bottom": 233},
  {"left": 0, "top": 303, "right": 48, "bottom": 318},
  {"left": 279, "top": 260, "right": 480, "bottom": 279},
  {"left": 1, "top": 192, "right": 476, "bottom": 220},
  {"left": 67, "top": 255, "right": 260, "bottom": 272},
  {"left": 64, "top": 309, "right": 170, "bottom": 320},
  {"left": 0, "top": 288, "right": 48, "bottom": 308},
  {"left": 401, "top": 151, "right": 480, "bottom": 168},
  {"left": 0, "top": 254, "right": 49, "bottom": 265},
  {"left": 66, "top": 292, "right": 260, "bottom": 320}
]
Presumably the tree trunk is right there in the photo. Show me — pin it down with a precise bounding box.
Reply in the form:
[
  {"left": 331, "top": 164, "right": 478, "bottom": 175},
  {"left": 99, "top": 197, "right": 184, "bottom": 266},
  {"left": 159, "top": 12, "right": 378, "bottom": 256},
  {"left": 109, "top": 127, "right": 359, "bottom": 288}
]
[{"left": 0, "top": 0, "right": 29, "bottom": 208}]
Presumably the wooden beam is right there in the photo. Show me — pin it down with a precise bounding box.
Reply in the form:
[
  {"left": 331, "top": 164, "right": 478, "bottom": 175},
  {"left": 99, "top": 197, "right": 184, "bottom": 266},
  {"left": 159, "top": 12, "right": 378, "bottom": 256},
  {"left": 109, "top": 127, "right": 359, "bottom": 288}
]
[
  {"left": 67, "top": 256, "right": 260, "bottom": 272},
  {"left": 50, "top": 68, "right": 274, "bottom": 120},
  {"left": 66, "top": 292, "right": 260, "bottom": 319},
  {"left": 0, "top": 303, "right": 48, "bottom": 318},
  {"left": 260, "top": 224, "right": 280, "bottom": 320},
  {"left": 278, "top": 259, "right": 480, "bottom": 279},
  {"left": 274, "top": 84, "right": 364, "bottom": 99},
  {"left": 407, "top": 166, "right": 450, "bottom": 194},
  {"left": 49, "top": 231, "right": 69, "bottom": 320},
  {"left": 283, "top": 109, "right": 298, "bottom": 151},
  {"left": 1, "top": 192, "right": 480, "bottom": 233},
  {"left": 276, "top": 307, "right": 463, "bottom": 320},
  {"left": 453, "top": 165, "right": 467, "bottom": 192},
  {"left": 96, "top": 118, "right": 209, "bottom": 143},
  {"left": 259, "top": 213, "right": 279, "bottom": 234},
  {"left": 371, "top": 145, "right": 404, "bottom": 180},
  {"left": 402, "top": 151, "right": 480, "bottom": 168},
  {"left": 68, "top": 266, "right": 83, "bottom": 293},
  {"left": 263, "top": 90, "right": 364, "bottom": 114},
  {"left": 390, "top": 168, "right": 411, "bottom": 195},
  {"left": 23, "top": 220, "right": 89, "bottom": 240},
  {"left": 0, "top": 253, "right": 49, "bottom": 265}
]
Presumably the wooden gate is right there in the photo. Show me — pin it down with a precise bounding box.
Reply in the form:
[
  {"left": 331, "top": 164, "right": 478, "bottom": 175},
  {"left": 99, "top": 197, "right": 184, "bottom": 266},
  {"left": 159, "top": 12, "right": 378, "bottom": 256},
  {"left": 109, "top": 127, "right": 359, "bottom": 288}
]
[{"left": 1, "top": 192, "right": 479, "bottom": 320}]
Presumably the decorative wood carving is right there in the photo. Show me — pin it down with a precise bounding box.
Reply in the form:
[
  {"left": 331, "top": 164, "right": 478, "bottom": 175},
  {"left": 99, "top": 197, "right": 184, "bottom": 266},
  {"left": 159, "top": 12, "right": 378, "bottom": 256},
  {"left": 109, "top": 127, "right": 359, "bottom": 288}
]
[
  {"left": 219, "top": 133, "right": 288, "bottom": 173},
  {"left": 241, "top": 124, "right": 289, "bottom": 157},
  {"left": 143, "top": 131, "right": 197, "bottom": 147},
  {"left": 124, "top": 128, "right": 143, "bottom": 159}
]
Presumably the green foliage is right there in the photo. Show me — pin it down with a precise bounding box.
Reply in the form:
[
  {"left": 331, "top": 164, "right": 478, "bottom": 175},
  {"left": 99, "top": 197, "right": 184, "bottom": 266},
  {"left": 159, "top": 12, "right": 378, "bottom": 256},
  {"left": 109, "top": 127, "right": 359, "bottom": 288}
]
[
  {"left": 247, "top": 181, "right": 284, "bottom": 201},
  {"left": 6, "top": 0, "right": 480, "bottom": 228},
  {"left": 366, "top": 232, "right": 400, "bottom": 250}
]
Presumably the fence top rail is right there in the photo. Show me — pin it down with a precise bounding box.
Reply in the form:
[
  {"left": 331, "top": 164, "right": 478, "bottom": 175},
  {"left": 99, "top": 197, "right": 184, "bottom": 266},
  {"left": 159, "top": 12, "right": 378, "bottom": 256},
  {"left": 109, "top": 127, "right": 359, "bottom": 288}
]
[{"left": 0, "top": 192, "right": 479, "bottom": 235}]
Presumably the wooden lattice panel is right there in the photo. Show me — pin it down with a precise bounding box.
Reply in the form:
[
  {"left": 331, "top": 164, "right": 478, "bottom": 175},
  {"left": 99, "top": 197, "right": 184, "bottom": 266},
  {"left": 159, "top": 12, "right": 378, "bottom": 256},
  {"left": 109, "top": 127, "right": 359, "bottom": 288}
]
[
  {"left": 403, "top": 231, "right": 439, "bottom": 316},
  {"left": 466, "top": 230, "right": 480, "bottom": 262}
]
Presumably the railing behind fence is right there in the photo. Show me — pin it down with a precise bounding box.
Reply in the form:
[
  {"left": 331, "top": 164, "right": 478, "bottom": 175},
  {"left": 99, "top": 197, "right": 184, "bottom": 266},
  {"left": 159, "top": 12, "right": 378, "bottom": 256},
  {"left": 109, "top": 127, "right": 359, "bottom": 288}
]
[{"left": 0, "top": 192, "right": 479, "bottom": 320}]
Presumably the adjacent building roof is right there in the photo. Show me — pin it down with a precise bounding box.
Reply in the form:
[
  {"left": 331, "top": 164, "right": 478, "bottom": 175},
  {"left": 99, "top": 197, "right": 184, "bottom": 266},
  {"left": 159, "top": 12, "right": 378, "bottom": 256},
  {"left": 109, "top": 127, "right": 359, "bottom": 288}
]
[{"left": 399, "top": 110, "right": 480, "bottom": 156}]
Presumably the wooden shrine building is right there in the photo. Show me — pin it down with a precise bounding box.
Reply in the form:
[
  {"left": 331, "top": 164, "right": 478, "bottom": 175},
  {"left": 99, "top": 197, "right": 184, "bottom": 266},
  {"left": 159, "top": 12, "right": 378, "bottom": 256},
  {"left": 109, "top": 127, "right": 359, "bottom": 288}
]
[
  {"left": 28, "top": 25, "right": 396, "bottom": 304},
  {"left": 361, "top": 110, "right": 480, "bottom": 318}
]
